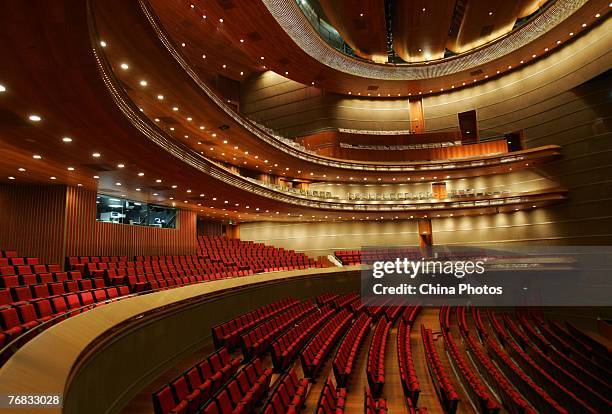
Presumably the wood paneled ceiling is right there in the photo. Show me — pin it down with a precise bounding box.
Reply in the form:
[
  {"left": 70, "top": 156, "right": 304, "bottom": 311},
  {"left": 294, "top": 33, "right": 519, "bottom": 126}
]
[
  {"left": 147, "top": 0, "right": 609, "bottom": 96},
  {"left": 0, "top": 0, "right": 570, "bottom": 224},
  {"left": 318, "top": 0, "right": 389, "bottom": 63}
]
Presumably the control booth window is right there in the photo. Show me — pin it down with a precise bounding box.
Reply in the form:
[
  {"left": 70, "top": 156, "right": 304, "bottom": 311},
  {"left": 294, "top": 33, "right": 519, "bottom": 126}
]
[{"left": 95, "top": 194, "right": 177, "bottom": 228}]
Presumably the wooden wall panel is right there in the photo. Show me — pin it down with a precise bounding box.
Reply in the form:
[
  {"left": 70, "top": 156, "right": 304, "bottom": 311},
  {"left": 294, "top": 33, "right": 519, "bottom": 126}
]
[
  {"left": 64, "top": 187, "right": 197, "bottom": 258},
  {"left": 0, "top": 184, "right": 67, "bottom": 264}
]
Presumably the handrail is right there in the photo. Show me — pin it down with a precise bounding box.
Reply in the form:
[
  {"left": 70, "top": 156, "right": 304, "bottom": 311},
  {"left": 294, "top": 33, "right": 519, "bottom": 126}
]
[
  {"left": 135, "top": 0, "right": 560, "bottom": 170},
  {"left": 90, "top": 2, "right": 564, "bottom": 213},
  {"left": 260, "top": 0, "right": 587, "bottom": 80}
]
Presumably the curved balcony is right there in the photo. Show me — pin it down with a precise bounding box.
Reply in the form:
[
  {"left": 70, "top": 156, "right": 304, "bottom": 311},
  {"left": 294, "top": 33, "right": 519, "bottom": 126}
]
[{"left": 86, "top": 0, "right": 561, "bottom": 181}]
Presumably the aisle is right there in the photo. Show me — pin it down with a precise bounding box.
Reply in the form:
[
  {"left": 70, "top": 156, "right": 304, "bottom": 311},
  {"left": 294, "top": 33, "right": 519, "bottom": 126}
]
[{"left": 384, "top": 325, "right": 407, "bottom": 411}]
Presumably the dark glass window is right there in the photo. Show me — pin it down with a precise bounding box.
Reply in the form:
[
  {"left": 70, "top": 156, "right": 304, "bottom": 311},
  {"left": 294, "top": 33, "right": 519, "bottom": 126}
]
[{"left": 96, "top": 194, "right": 177, "bottom": 228}]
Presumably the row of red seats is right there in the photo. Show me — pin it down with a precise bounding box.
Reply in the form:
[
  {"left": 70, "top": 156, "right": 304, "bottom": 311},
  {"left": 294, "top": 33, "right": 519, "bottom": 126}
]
[
  {"left": 421, "top": 325, "right": 459, "bottom": 414},
  {"left": 464, "top": 334, "right": 535, "bottom": 414},
  {"left": 484, "top": 337, "right": 567, "bottom": 413},
  {"left": 332, "top": 292, "right": 359, "bottom": 309},
  {"left": 300, "top": 309, "right": 352, "bottom": 378},
  {"left": 440, "top": 316, "right": 500, "bottom": 413},
  {"left": 153, "top": 347, "right": 240, "bottom": 414},
  {"left": 0, "top": 251, "right": 17, "bottom": 258},
  {"left": 314, "top": 377, "right": 347, "bottom": 414},
  {"left": 0, "top": 256, "right": 40, "bottom": 266},
  {"left": 201, "top": 358, "right": 273, "bottom": 414},
  {"left": 531, "top": 317, "right": 611, "bottom": 395},
  {"left": 365, "top": 385, "right": 388, "bottom": 414},
  {"left": 548, "top": 320, "right": 612, "bottom": 379},
  {"left": 271, "top": 306, "right": 334, "bottom": 372},
  {"left": 501, "top": 324, "right": 599, "bottom": 414},
  {"left": 4, "top": 277, "right": 105, "bottom": 305},
  {"left": 1, "top": 263, "right": 60, "bottom": 276},
  {"left": 0, "top": 269, "right": 81, "bottom": 290},
  {"left": 0, "top": 286, "right": 129, "bottom": 349},
  {"left": 333, "top": 312, "right": 371, "bottom": 387},
  {"left": 397, "top": 317, "right": 420, "bottom": 405},
  {"left": 212, "top": 298, "right": 298, "bottom": 350},
  {"left": 315, "top": 293, "right": 338, "bottom": 307},
  {"left": 366, "top": 317, "right": 392, "bottom": 397},
  {"left": 513, "top": 317, "right": 611, "bottom": 412},
  {"left": 240, "top": 301, "right": 316, "bottom": 360},
  {"left": 262, "top": 368, "right": 309, "bottom": 414}
]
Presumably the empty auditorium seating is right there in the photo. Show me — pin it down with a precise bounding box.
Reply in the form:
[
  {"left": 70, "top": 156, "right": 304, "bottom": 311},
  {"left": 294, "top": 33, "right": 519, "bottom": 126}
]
[
  {"left": 440, "top": 307, "right": 500, "bottom": 413},
  {"left": 421, "top": 325, "right": 459, "bottom": 413},
  {"left": 212, "top": 297, "right": 298, "bottom": 350},
  {"left": 201, "top": 358, "right": 272, "bottom": 414},
  {"left": 333, "top": 312, "right": 371, "bottom": 387},
  {"left": 397, "top": 307, "right": 421, "bottom": 405},
  {"left": 365, "top": 384, "right": 388, "bottom": 414},
  {"left": 314, "top": 377, "right": 346, "bottom": 414},
  {"left": 240, "top": 300, "right": 316, "bottom": 360},
  {"left": 261, "top": 367, "right": 309, "bottom": 414},
  {"left": 152, "top": 347, "right": 241, "bottom": 414},
  {"left": 366, "top": 317, "right": 392, "bottom": 397},
  {"left": 0, "top": 249, "right": 132, "bottom": 356},
  {"left": 271, "top": 306, "right": 334, "bottom": 372},
  {"left": 300, "top": 309, "right": 352, "bottom": 378}
]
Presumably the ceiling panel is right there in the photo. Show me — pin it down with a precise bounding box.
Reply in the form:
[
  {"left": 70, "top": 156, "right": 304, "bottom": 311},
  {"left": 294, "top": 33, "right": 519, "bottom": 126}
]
[
  {"left": 319, "top": 0, "right": 389, "bottom": 62},
  {"left": 392, "top": 0, "right": 456, "bottom": 62}
]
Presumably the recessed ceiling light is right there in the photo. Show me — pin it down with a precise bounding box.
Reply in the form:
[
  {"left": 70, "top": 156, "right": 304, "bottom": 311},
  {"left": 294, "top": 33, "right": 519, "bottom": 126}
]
[
  {"left": 62, "top": 137, "right": 72, "bottom": 142},
  {"left": 153, "top": 193, "right": 158, "bottom": 196},
  {"left": 120, "top": 63, "right": 129, "bottom": 70},
  {"left": 172, "top": 185, "right": 177, "bottom": 188},
  {"left": 136, "top": 188, "right": 141, "bottom": 191},
  {"left": 8, "top": 176, "right": 15, "bottom": 180},
  {"left": 156, "top": 179, "right": 162, "bottom": 183},
  {"left": 18, "top": 168, "right": 25, "bottom": 172},
  {"left": 0, "top": 84, "right": 6, "bottom": 92},
  {"left": 93, "top": 175, "right": 99, "bottom": 179},
  {"left": 32, "top": 154, "right": 42, "bottom": 159},
  {"left": 28, "top": 114, "right": 42, "bottom": 122},
  {"left": 222, "top": 64, "right": 227, "bottom": 69},
  {"left": 140, "top": 80, "right": 147, "bottom": 86},
  {"left": 595, "top": 13, "right": 600, "bottom": 17},
  {"left": 219, "top": 18, "right": 223, "bottom": 22},
  {"left": 569, "top": 32, "right": 574, "bottom": 36},
  {"left": 115, "top": 182, "right": 122, "bottom": 186},
  {"left": 67, "top": 167, "right": 75, "bottom": 171},
  {"left": 202, "top": 54, "right": 206, "bottom": 59},
  {"left": 50, "top": 176, "right": 56, "bottom": 180},
  {"left": 92, "top": 152, "right": 101, "bottom": 158},
  {"left": 172, "top": 106, "right": 179, "bottom": 111},
  {"left": 99, "top": 41, "right": 107, "bottom": 47},
  {"left": 157, "top": 94, "right": 164, "bottom": 100},
  {"left": 181, "top": 42, "right": 186, "bottom": 47},
  {"left": 117, "top": 163, "right": 125, "bottom": 168},
  {"left": 488, "top": 11, "right": 493, "bottom": 15}
]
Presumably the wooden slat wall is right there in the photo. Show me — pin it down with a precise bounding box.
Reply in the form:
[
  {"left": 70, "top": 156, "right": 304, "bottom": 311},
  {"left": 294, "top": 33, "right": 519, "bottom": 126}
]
[
  {"left": 63, "top": 187, "right": 198, "bottom": 258},
  {"left": 0, "top": 184, "right": 67, "bottom": 264}
]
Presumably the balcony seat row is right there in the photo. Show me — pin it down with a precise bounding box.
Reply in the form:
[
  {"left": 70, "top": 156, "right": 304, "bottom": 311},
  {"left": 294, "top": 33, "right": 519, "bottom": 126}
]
[
  {"left": 421, "top": 325, "right": 459, "bottom": 414},
  {"left": 201, "top": 358, "right": 273, "bottom": 414},
  {"left": 262, "top": 368, "right": 309, "bottom": 414},
  {"left": 240, "top": 301, "right": 316, "bottom": 360},
  {"left": 0, "top": 286, "right": 129, "bottom": 349},
  {"left": 153, "top": 347, "right": 241, "bottom": 414},
  {"left": 366, "top": 317, "right": 392, "bottom": 397},
  {"left": 212, "top": 298, "right": 298, "bottom": 350},
  {"left": 271, "top": 306, "right": 334, "bottom": 372},
  {"left": 333, "top": 312, "right": 371, "bottom": 387},
  {"left": 332, "top": 292, "right": 359, "bottom": 310},
  {"left": 2, "top": 277, "right": 104, "bottom": 306},
  {"left": 440, "top": 316, "right": 500, "bottom": 413},
  {"left": 300, "top": 309, "right": 352, "bottom": 378},
  {"left": 314, "top": 378, "right": 346, "bottom": 414},
  {"left": 397, "top": 317, "right": 420, "bottom": 405},
  {"left": 365, "top": 385, "right": 387, "bottom": 414}
]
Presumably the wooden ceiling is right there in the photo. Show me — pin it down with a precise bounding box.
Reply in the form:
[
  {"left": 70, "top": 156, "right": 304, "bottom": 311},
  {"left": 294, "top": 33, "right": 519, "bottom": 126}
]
[
  {"left": 318, "top": 0, "right": 389, "bottom": 63},
  {"left": 146, "top": 0, "right": 609, "bottom": 96},
  {"left": 0, "top": 0, "right": 569, "bottom": 224}
]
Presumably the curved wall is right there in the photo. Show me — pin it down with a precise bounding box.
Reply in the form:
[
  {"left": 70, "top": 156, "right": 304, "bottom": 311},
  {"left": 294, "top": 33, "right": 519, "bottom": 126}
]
[{"left": 239, "top": 22, "right": 612, "bottom": 252}]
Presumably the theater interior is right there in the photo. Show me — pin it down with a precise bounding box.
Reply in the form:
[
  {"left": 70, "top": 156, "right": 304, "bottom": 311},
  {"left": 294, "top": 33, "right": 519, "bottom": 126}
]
[{"left": 0, "top": 0, "right": 611, "bottom": 413}]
